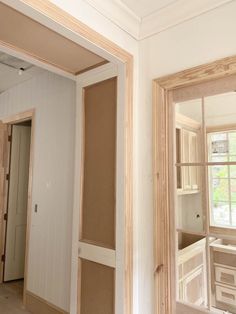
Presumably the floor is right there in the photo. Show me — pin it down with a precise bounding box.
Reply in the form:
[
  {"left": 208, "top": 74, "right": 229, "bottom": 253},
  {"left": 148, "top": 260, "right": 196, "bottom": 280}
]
[{"left": 0, "top": 281, "right": 30, "bottom": 313}]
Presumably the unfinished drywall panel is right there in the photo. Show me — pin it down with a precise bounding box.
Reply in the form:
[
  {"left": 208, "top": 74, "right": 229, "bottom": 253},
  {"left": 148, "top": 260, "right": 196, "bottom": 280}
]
[
  {"left": 0, "top": 71, "right": 76, "bottom": 311},
  {"left": 82, "top": 78, "right": 117, "bottom": 249},
  {"left": 80, "top": 259, "right": 115, "bottom": 314}
]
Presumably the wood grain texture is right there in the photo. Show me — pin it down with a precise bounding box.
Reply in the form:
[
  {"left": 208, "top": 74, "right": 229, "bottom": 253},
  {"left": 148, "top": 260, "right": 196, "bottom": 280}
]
[
  {"left": 26, "top": 291, "right": 69, "bottom": 314},
  {"left": 7, "top": 1, "right": 133, "bottom": 313},
  {"left": 0, "top": 122, "right": 9, "bottom": 283},
  {"left": 153, "top": 55, "right": 236, "bottom": 314},
  {"left": 156, "top": 55, "right": 236, "bottom": 90}
]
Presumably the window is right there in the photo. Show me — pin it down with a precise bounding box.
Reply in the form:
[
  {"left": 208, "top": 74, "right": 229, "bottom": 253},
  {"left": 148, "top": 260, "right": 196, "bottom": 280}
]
[
  {"left": 208, "top": 131, "right": 236, "bottom": 227},
  {"left": 175, "top": 92, "right": 236, "bottom": 314}
]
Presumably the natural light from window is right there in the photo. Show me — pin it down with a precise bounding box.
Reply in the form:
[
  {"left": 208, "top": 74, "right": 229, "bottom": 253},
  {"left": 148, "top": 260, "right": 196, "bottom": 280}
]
[{"left": 208, "top": 131, "right": 236, "bottom": 227}]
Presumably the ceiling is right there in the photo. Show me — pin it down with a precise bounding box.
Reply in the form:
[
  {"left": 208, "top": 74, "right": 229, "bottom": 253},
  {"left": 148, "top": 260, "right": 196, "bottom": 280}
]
[
  {"left": 0, "top": 2, "right": 107, "bottom": 75},
  {"left": 120, "top": 0, "right": 177, "bottom": 19},
  {"left": 0, "top": 52, "right": 44, "bottom": 94},
  {"left": 84, "top": 0, "right": 232, "bottom": 39}
]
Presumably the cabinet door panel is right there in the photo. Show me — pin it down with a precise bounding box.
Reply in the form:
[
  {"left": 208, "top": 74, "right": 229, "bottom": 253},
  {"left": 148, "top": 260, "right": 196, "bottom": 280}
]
[{"left": 183, "top": 267, "right": 206, "bottom": 306}]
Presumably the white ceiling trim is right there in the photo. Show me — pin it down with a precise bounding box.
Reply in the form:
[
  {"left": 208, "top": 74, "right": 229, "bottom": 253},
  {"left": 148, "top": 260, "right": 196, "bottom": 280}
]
[
  {"left": 84, "top": 0, "right": 140, "bottom": 39},
  {"left": 84, "top": 0, "right": 233, "bottom": 40},
  {"left": 140, "top": 0, "right": 233, "bottom": 39}
]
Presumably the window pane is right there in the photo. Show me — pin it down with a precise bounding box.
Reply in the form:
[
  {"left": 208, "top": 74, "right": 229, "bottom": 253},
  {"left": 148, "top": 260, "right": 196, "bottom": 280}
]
[
  {"left": 212, "top": 178, "right": 229, "bottom": 202},
  {"left": 231, "top": 179, "right": 236, "bottom": 202},
  {"left": 232, "top": 203, "right": 236, "bottom": 226},
  {"left": 229, "top": 132, "right": 236, "bottom": 154},
  {"left": 211, "top": 155, "right": 228, "bottom": 162},
  {"left": 211, "top": 165, "right": 228, "bottom": 179},
  {"left": 229, "top": 155, "right": 236, "bottom": 162},
  {"left": 230, "top": 165, "right": 236, "bottom": 178},
  {"left": 211, "top": 133, "right": 227, "bottom": 141},
  {"left": 211, "top": 202, "right": 230, "bottom": 226}
]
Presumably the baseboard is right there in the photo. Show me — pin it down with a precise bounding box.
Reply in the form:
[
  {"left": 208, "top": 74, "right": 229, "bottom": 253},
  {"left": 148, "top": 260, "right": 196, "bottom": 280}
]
[{"left": 25, "top": 290, "right": 69, "bottom": 314}]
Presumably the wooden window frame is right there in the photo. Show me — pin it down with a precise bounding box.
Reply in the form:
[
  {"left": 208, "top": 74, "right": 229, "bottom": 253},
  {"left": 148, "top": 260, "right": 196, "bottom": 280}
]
[{"left": 153, "top": 55, "right": 236, "bottom": 314}]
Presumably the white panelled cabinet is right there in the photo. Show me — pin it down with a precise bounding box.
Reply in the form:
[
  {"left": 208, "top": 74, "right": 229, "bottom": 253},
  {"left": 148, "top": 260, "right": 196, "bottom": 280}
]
[{"left": 176, "top": 113, "right": 201, "bottom": 195}]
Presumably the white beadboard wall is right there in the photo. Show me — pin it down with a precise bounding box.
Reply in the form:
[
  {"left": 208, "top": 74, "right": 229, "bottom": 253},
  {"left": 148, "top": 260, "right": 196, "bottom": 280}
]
[{"left": 0, "top": 71, "right": 76, "bottom": 311}]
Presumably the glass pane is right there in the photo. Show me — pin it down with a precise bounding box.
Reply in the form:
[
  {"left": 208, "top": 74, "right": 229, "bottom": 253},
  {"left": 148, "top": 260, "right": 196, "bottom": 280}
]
[
  {"left": 211, "top": 155, "right": 228, "bottom": 162},
  {"left": 210, "top": 238, "right": 236, "bottom": 313},
  {"left": 208, "top": 166, "right": 230, "bottom": 227},
  {"left": 175, "top": 99, "right": 202, "bottom": 163},
  {"left": 229, "top": 132, "right": 236, "bottom": 154},
  {"left": 212, "top": 178, "right": 229, "bottom": 202},
  {"left": 230, "top": 155, "right": 236, "bottom": 162},
  {"left": 211, "top": 202, "right": 230, "bottom": 226},
  {"left": 205, "top": 92, "right": 236, "bottom": 162},
  {"left": 176, "top": 166, "right": 204, "bottom": 233},
  {"left": 208, "top": 133, "right": 228, "bottom": 162},
  {"left": 211, "top": 165, "right": 228, "bottom": 178},
  {"left": 231, "top": 203, "right": 236, "bottom": 226},
  {"left": 230, "top": 179, "right": 236, "bottom": 202},
  {"left": 230, "top": 165, "right": 236, "bottom": 178}
]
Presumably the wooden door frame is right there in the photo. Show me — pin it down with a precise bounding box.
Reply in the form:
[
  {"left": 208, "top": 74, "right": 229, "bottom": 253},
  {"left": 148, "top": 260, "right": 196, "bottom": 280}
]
[
  {"left": 0, "top": 1, "right": 133, "bottom": 313},
  {"left": 0, "top": 109, "right": 35, "bottom": 305},
  {"left": 72, "top": 63, "right": 125, "bottom": 314},
  {"left": 153, "top": 55, "right": 236, "bottom": 314}
]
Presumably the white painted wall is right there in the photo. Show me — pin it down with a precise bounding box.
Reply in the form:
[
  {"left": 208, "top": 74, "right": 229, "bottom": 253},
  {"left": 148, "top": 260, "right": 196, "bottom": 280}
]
[
  {"left": 3, "top": 1, "right": 236, "bottom": 313},
  {"left": 137, "top": 2, "right": 236, "bottom": 313},
  {"left": 0, "top": 71, "right": 76, "bottom": 311}
]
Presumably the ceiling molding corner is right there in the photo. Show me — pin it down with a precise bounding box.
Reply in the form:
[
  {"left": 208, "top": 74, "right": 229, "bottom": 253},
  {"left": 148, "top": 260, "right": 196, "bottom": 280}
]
[
  {"left": 140, "top": 0, "right": 233, "bottom": 39},
  {"left": 84, "top": 0, "right": 141, "bottom": 39}
]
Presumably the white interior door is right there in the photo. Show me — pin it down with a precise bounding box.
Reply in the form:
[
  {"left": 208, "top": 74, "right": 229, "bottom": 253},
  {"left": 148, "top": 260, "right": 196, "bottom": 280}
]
[{"left": 4, "top": 124, "right": 31, "bottom": 281}]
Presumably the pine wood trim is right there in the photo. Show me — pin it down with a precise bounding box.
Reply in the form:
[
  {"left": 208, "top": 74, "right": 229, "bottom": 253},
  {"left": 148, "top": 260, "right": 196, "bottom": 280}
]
[
  {"left": 0, "top": 124, "right": 10, "bottom": 284},
  {"left": 156, "top": 55, "right": 236, "bottom": 90},
  {"left": 1, "top": 109, "right": 35, "bottom": 306},
  {"left": 7, "top": 2, "right": 133, "bottom": 313},
  {"left": 153, "top": 54, "right": 236, "bottom": 314},
  {"left": 206, "top": 123, "right": 236, "bottom": 133}
]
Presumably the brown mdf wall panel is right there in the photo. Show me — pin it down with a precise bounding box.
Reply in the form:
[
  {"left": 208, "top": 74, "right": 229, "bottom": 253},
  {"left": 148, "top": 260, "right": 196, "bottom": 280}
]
[
  {"left": 80, "top": 259, "right": 115, "bottom": 314},
  {"left": 82, "top": 77, "right": 117, "bottom": 249},
  {"left": 0, "top": 3, "right": 106, "bottom": 74}
]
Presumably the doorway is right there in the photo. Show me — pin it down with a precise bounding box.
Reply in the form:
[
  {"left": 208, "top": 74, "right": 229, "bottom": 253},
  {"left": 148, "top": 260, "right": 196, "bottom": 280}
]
[
  {"left": 0, "top": 110, "right": 34, "bottom": 312},
  {"left": 3, "top": 120, "right": 31, "bottom": 285},
  {"left": 0, "top": 1, "right": 133, "bottom": 313},
  {"left": 153, "top": 56, "right": 236, "bottom": 314}
]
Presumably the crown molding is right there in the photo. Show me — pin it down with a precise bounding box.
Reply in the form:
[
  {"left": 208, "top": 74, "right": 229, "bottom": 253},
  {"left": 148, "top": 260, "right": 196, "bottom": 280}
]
[
  {"left": 83, "top": 0, "right": 233, "bottom": 41},
  {"left": 84, "top": 0, "right": 140, "bottom": 39},
  {"left": 140, "top": 0, "right": 233, "bottom": 39}
]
